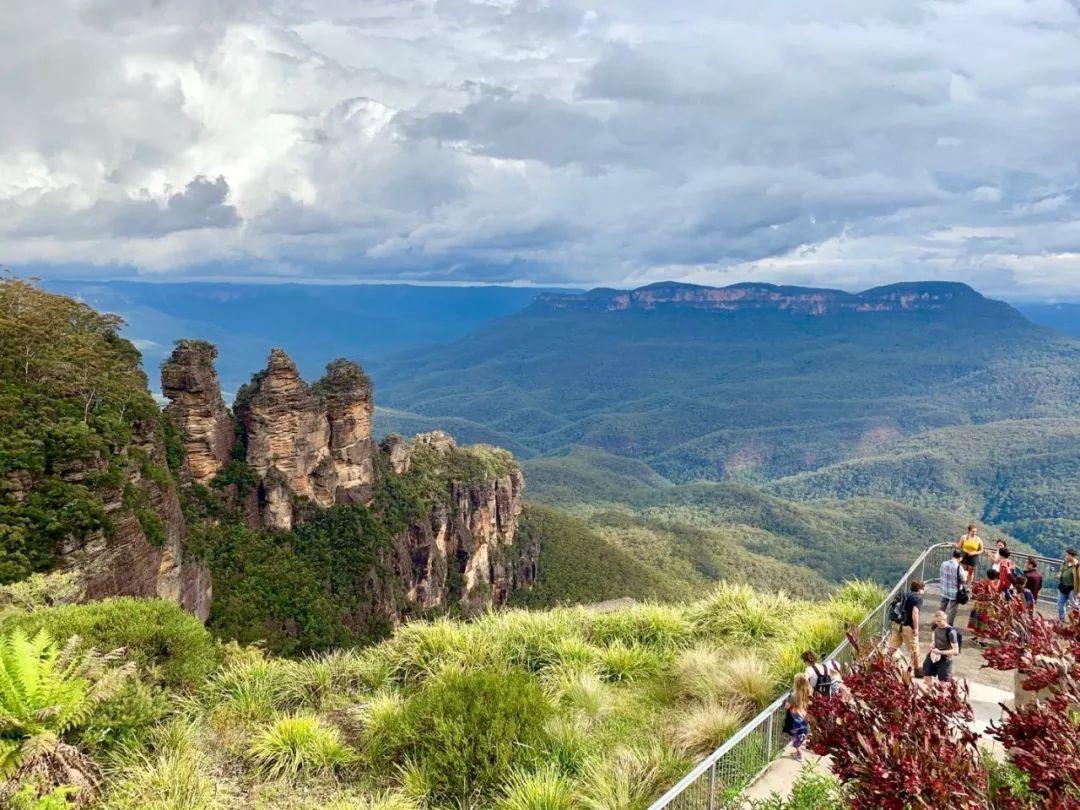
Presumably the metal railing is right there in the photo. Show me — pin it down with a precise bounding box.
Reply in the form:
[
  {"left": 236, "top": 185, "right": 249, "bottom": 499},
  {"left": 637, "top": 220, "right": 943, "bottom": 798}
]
[{"left": 648, "top": 542, "right": 1066, "bottom": 809}]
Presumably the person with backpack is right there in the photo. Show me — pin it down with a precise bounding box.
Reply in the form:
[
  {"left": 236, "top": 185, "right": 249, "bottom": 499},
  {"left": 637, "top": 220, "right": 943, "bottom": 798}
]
[
  {"left": 939, "top": 549, "right": 967, "bottom": 626},
  {"left": 801, "top": 650, "right": 842, "bottom": 697},
  {"left": 783, "top": 673, "right": 812, "bottom": 761},
  {"left": 921, "top": 610, "right": 961, "bottom": 682},
  {"left": 1023, "top": 557, "right": 1044, "bottom": 602},
  {"left": 1057, "top": 548, "right": 1079, "bottom": 621},
  {"left": 957, "top": 524, "right": 984, "bottom": 584},
  {"left": 887, "top": 580, "right": 925, "bottom": 676}
]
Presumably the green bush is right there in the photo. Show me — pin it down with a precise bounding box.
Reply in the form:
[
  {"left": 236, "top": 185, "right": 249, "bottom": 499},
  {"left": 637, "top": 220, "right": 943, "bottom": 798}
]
[
  {"left": 0, "top": 598, "right": 216, "bottom": 689},
  {"left": 393, "top": 667, "right": 552, "bottom": 805},
  {"left": 749, "top": 762, "right": 846, "bottom": 809}
]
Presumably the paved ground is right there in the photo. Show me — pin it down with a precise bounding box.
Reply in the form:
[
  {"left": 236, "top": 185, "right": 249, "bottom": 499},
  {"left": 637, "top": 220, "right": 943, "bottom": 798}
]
[{"left": 743, "top": 583, "right": 1053, "bottom": 803}]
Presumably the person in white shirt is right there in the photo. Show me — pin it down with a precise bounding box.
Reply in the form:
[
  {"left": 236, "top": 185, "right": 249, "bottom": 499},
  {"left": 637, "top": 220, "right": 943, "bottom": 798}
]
[{"left": 800, "top": 650, "right": 842, "bottom": 697}]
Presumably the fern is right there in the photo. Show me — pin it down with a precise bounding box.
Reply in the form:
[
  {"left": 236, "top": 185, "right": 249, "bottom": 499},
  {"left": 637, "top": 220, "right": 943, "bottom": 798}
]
[{"left": 0, "top": 628, "right": 132, "bottom": 776}]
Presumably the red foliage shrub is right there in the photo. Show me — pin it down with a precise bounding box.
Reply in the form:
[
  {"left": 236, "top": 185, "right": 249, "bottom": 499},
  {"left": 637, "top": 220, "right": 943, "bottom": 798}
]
[
  {"left": 978, "top": 592, "right": 1080, "bottom": 807},
  {"left": 808, "top": 637, "right": 987, "bottom": 809}
]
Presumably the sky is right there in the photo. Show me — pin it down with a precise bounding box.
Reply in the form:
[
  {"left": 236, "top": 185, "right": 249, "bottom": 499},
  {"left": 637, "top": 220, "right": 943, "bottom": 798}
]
[{"left": 4, "top": 1, "right": 1080, "bottom": 299}]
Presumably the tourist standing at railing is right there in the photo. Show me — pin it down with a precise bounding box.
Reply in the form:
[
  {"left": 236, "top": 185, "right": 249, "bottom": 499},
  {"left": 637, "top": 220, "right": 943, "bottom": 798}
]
[
  {"left": 888, "top": 580, "right": 924, "bottom": 677},
  {"left": 957, "top": 524, "right": 984, "bottom": 584},
  {"left": 939, "top": 549, "right": 965, "bottom": 626},
  {"left": 1056, "top": 548, "right": 1079, "bottom": 621},
  {"left": 1023, "top": 557, "right": 1043, "bottom": 602}
]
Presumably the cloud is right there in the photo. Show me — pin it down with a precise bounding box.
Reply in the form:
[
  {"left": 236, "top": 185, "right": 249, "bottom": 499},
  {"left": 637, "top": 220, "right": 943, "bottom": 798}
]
[{"left": 1, "top": 0, "right": 1080, "bottom": 298}]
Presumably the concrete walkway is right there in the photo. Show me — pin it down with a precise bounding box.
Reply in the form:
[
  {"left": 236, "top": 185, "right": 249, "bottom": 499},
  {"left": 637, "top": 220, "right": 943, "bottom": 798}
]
[{"left": 744, "top": 583, "right": 1045, "bottom": 803}]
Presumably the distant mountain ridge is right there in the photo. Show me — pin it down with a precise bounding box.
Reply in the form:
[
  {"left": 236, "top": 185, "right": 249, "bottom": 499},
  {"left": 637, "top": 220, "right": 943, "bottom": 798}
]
[{"left": 535, "top": 280, "right": 1019, "bottom": 318}]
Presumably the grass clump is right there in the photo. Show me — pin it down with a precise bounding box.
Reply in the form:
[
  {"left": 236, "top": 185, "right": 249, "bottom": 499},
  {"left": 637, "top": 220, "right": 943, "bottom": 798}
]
[
  {"left": 715, "top": 652, "right": 775, "bottom": 711},
  {"left": 496, "top": 765, "right": 577, "bottom": 809},
  {"left": 675, "top": 701, "right": 745, "bottom": 756},
  {"left": 597, "top": 642, "right": 662, "bottom": 683},
  {"left": 392, "top": 667, "right": 552, "bottom": 805},
  {"left": 248, "top": 713, "right": 355, "bottom": 778}
]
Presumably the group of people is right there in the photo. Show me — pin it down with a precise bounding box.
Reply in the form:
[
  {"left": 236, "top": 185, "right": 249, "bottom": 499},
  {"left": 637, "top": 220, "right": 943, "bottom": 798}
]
[{"left": 782, "top": 525, "right": 1080, "bottom": 761}]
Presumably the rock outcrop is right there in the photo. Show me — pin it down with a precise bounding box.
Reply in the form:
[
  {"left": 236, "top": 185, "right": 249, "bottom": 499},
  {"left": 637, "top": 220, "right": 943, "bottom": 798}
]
[
  {"left": 54, "top": 417, "right": 212, "bottom": 621},
  {"left": 383, "top": 432, "right": 531, "bottom": 612},
  {"left": 161, "top": 341, "right": 234, "bottom": 485},
  {"left": 233, "top": 350, "right": 374, "bottom": 530}
]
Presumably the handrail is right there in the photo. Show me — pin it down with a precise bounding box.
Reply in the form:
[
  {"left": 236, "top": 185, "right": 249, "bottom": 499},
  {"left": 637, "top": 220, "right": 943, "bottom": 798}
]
[{"left": 648, "top": 541, "right": 1065, "bottom": 809}]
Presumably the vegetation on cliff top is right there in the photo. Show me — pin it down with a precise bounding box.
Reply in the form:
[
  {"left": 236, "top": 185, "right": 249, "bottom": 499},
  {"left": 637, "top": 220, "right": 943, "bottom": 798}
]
[
  {"left": 0, "top": 278, "right": 174, "bottom": 584},
  {"left": 0, "top": 576, "right": 880, "bottom": 807}
]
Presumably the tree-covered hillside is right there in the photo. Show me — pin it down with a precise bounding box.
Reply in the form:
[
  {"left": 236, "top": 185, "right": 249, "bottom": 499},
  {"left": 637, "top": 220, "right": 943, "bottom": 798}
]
[{"left": 376, "top": 283, "right": 1080, "bottom": 482}]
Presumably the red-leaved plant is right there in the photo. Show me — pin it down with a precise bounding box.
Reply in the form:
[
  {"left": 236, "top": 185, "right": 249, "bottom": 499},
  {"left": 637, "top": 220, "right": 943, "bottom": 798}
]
[
  {"left": 808, "top": 636, "right": 988, "bottom": 809},
  {"left": 976, "top": 592, "right": 1080, "bottom": 808}
]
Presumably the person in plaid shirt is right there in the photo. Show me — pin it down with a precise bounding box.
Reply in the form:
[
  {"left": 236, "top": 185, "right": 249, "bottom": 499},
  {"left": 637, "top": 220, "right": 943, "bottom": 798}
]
[{"left": 939, "top": 549, "right": 965, "bottom": 626}]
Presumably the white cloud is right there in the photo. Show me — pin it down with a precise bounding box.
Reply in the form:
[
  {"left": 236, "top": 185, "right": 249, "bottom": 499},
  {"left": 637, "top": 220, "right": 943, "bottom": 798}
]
[{"left": 2, "top": 0, "right": 1080, "bottom": 298}]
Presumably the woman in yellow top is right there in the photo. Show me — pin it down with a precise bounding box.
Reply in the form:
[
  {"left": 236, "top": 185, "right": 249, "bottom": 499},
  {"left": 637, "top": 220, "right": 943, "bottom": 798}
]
[{"left": 957, "top": 523, "right": 983, "bottom": 584}]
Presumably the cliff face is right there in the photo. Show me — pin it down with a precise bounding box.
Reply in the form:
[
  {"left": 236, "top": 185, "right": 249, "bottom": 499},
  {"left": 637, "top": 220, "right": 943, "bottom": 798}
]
[
  {"left": 53, "top": 417, "right": 212, "bottom": 621},
  {"left": 233, "top": 350, "right": 374, "bottom": 530},
  {"left": 382, "top": 432, "right": 532, "bottom": 613},
  {"left": 161, "top": 341, "right": 235, "bottom": 485},
  {"left": 535, "top": 280, "right": 1018, "bottom": 318},
  {"left": 163, "top": 347, "right": 534, "bottom": 620}
]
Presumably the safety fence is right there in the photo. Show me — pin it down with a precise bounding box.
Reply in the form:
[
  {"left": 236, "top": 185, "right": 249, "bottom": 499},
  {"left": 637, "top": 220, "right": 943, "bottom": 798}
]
[{"left": 648, "top": 542, "right": 1065, "bottom": 809}]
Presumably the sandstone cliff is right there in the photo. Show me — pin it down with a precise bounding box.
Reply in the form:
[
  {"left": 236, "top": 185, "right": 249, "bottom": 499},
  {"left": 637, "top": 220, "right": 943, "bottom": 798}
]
[
  {"left": 233, "top": 350, "right": 375, "bottom": 530},
  {"left": 380, "top": 432, "right": 533, "bottom": 612},
  {"left": 52, "top": 416, "right": 212, "bottom": 621},
  {"left": 162, "top": 346, "right": 535, "bottom": 621},
  {"left": 161, "top": 340, "right": 234, "bottom": 485}
]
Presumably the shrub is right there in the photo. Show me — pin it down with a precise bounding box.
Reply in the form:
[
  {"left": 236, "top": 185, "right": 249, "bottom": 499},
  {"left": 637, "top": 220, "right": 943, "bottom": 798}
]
[
  {"left": 496, "top": 765, "right": 576, "bottom": 810},
  {"left": 248, "top": 713, "right": 355, "bottom": 778},
  {"left": 675, "top": 701, "right": 744, "bottom": 756},
  {"left": 1, "top": 598, "right": 216, "bottom": 689},
  {"left": 749, "top": 762, "right": 846, "bottom": 809},
  {"left": 76, "top": 678, "right": 167, "bottom": 755},
  {"left": 393, "top": 667, "right": 552, "bottom": 804},
  {"left": 597, "top": 642, "right": 662, "bottom": 683}
]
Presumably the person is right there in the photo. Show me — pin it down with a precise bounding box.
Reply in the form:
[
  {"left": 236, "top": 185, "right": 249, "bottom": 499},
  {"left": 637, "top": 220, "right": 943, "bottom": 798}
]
[
  {"left": 921, "top": 610, "right": 961, "bottom": 682},
  {"left": 939, "top": 549, "right": 965, "bottom": 626},
  {"left": 968, "top": 569, "right": 999, "bottom": 639},
  {"left": 1024, "top": 557, "right": 1044, "bottom": 602},
  {"left": 957, "top": 524, "right": 984, "bottom": 583},
  {"left": 1057, "top": 549, "right": 1079, "bottom": 621},
  {"left": 888, "top": 580, "right": 924, "bottom": 676},
  {"left": 996, "top": 547, "right": 1016, "bottom": 589},
  {"left": 784, "top": 673, "right": 812, "bottom": 761},
  {"left": 801, "top": 650, "right": 842, "bottom": 697},
  {"left": 1012, "top": 574, "right": 1035, "bottom": 611}
]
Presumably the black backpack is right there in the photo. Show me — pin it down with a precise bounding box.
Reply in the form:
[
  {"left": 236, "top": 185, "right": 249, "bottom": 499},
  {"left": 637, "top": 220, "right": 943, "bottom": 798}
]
[
  {"left": 812, "top": 663, "right": 838, "bottom": 697},
  {"left": 888, "top": 593, "right": 905, "bottom": 624}
]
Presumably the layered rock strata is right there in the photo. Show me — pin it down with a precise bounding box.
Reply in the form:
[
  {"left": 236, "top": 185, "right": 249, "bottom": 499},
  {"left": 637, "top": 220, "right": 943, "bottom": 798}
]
[
  {"left": 54, "top": 417, "right": 212, "bottom": 620},
  {"left": 161, "top": 341, "right": 234, "bottom": 484}
]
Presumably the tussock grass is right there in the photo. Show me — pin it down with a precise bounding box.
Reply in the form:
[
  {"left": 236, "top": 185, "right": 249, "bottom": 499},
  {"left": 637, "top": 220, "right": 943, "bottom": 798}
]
[
  {"left": 672, "top": 644, "right": 726, "bottom": 703},
  {"left": 577, "top": 744, "right": 687, "bottom": 810},
  {"left": 248, "top": 713, "right": 355, "bottom": 777},
  {"left": 203, "top": 655, "right": 302, "bottom": 724},
  {"left": 597, "top": 642, "right": 662, "bottom": 683},
  {"left": 675, "top": 701, "right": 745, "bottom": 756},
  {"left": 715, "top": 652, "right": 775, "bottom": 711},
  {"left": 543, "top": 667, "right": 611, "bottom": 722},
  {"left": 496, "top": 765, "right": 576, "bottom": 810}
]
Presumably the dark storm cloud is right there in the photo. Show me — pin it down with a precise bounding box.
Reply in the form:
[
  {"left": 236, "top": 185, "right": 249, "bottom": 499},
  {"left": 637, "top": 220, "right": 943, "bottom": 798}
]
[{"left": 2, "top": 0, "right": 1080, "bottom": 297}]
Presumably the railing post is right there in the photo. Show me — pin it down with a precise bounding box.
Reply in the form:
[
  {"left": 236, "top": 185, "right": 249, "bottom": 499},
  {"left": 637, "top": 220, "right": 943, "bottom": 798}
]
[
  {"left": 707, "top": 762, "right": 716, "bottom": 810},
  {"left": 766, "top": 713, "right": 774, "bottom": 757}
]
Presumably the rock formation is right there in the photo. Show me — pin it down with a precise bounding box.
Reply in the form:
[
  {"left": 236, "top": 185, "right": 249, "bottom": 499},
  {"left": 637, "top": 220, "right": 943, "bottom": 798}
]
[
  {"left": 233, "top": 350, "right": 374, "bottom": 530},
  {"left": 54, "top": 416, "right": 212, "bottom": 621},
  {"left": 381, "top": 432, "right": 532, "bottom": 611},
  {"left": 161, "top": 341, "right": 234, "bottom": 485}
]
